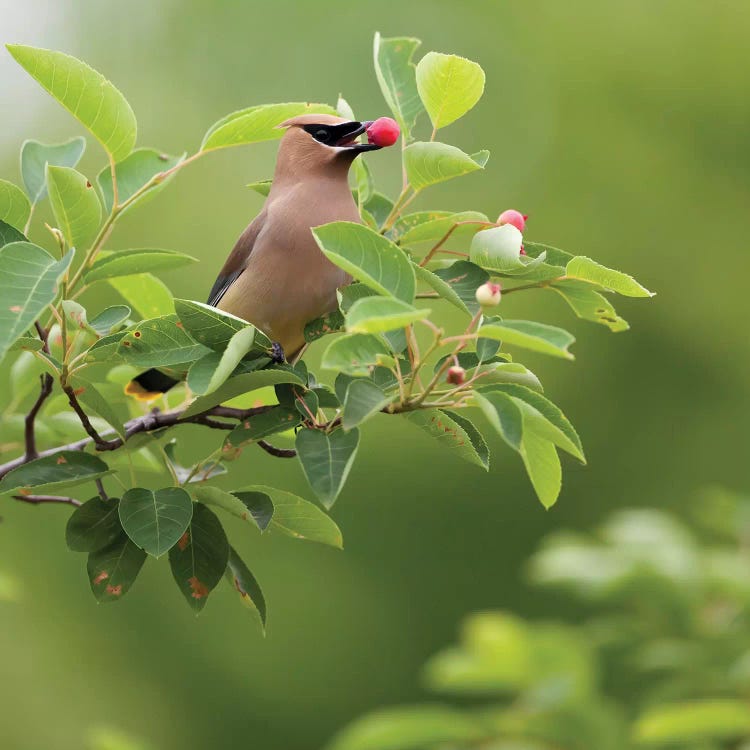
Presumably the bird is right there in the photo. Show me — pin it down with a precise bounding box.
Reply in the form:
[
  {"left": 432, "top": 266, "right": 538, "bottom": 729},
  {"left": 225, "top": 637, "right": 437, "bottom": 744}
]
[{"left": 126, "top": 114, "right": 385, "bottom": 401}]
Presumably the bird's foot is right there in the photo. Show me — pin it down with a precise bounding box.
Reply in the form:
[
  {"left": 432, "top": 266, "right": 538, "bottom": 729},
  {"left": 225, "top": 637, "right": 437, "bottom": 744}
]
[{"left": 270, "top": 342, "right": 286, "bottom": 364}]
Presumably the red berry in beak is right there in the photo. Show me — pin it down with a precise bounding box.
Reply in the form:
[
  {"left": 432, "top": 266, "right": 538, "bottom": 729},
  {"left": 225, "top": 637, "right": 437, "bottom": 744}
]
[
  {"left": 446, "top": 366, "right": 466, "bottom": 386},
  {"left": 497, "top": 209, "right": 528, "bottom": 232},
  {"left": 366, "top": 117, "right": 400, "bottom": 147}
]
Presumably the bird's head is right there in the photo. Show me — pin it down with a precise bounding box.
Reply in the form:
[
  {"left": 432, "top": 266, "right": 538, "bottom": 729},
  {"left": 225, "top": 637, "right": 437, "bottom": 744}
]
[{"left": 274, "top": 113, "right": 383, "bottom": 180}]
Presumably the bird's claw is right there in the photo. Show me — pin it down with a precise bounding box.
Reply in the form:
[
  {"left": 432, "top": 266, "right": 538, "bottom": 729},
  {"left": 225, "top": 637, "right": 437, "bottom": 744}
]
[{"left": 270, "top": 342, "right": 286, "bottom": 364}]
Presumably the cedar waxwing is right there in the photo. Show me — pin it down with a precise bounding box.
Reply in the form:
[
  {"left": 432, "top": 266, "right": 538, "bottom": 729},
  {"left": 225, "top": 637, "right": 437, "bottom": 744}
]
[{"left": 127, "top": 114, "right": 384, "bottom": 400}]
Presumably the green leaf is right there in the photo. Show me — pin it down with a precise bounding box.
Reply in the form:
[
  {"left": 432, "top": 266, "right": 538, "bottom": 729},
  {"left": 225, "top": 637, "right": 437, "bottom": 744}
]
[
  {"left": 87, "top": 531, "right": 146, "bottom": 602},
  {"left": 88, "top": 305, "right": 131, "bottom": 335},
  {"left": 321, "top": 333, "right": 393, "bottom": 376},
  {"left": 353, "top": 157, "right": 373, "bottom": 206},
  {"left": 168, "top": 503, "right": 229, "bottom": 612},
  {"left": 416, "top": 52, "right": 485, "bottom": 130},
  {"left": 405, "top": 410, "right": 489, "bottom": 470},
  {"left": 345, "top": 297, "right": 429, "bottom": 334},
  {"left": 404, "top": 142, "right": 486, "bottom": 191},
  {"left": 520, "top": 427, "right": 561, "bottom": 509},
  {"left": 474, "top": 391, "right": 523, "bottom": 451},
  {"left": 633, "top": 700, "right": 750, "bottom": 745},
  {"left": 433, "top": 261, "right": 489, "bottom": 315},
  {"left": 21, "top": 136, "right": 86, "bottom": 204},
  {"left": 477, "top": 321, "right": 575, "bottom": 360},
  {"left": 326, "top": 705, "right": 485, "bottom": 750},
  {"left": 69, "top": 374, "right": 125, "bottom": 438},
  {"left": 482, "top": 362, "right": 543, "bottom": 392},
  {"left": 116, "top": 315, "right": 210, "bottom": 368},
  {"left": 470, "top": 224, "right": 545, "bottom": 275},
  {"left": 226, "top": 406, "right": 300, "bottom": 446},
  {"left": 85, "top": 248, "right": 197, "bottom": 283},
  {"left": 0, "top": 179, "right": 31, "bottom": 231},
  {"left": 312, "top": 222, "right": 415, "bottom": 303},
  {"left": 246, "top": 179, "right": 272, "bottom": 197},
  {"left": 565, "top": 256, "right": 654, "bottom": 297},
  {"left": 412, "top": 264, "right": 471, "bottom": 316},
  {"left": 8, "top": 336, "right": 43, "bottom": 353},
  {"left": 109, "top": 273, "right": 174, "bottom": 318},
  {"left": 0, "top": 242, "right": 74, "bottom": 363},
  {"left": 182, "top": 367, "right": 305, "bottom": 417},
  {"left": 0, "top": 451, "right": 111, "bottom": 494},
  {"left": 363, "top": 192, "right": 395, "bottom": 229},
  {"left": 225, "top": 546, "right": 266, "bottom": 631},
  {"left": 66, "top": 496, "right": 122, "bottom": 552},
  {"left": 441, "top": 410, "right": 489, "bottom": 469},
  {"left": 342, "top": 380, "right": 389, "bottom": 430},
  {"left": 391, "top": 210, "right": 451, "bottom": 241},
  {"left": 86, "top": 331, "right": 127, "bottom": 362},
  {"left": 296, "top": 427, "right": 360, "bottom": 509},
  {"left": 194, "top": 485, "right": 342, "bottom": 548},
  {"left": 398, "top": 211, "right": 489, "bottom": 247},
  {"left": 7, "top": 45, "right": 137, "bottom": 162},
  {"left": 483, "top": 383, "right": 585, "bottom": 462},
  {"left": 174, "top": 298, "right": 267, "bottom": 351},
  {"left": 163, "top": 441, "right": 226, "bottom": 484},
  {"left": 186, "top": 326, "right": 257, "bottom": 395},
  {"left": 118, "top": 486, "right": 193, "bottom": 558},
  {"left": 552, "top": 280, "right": 629, "bottom": 332},
  {"left": 304, "top": 309, "right": 345, "bottom": 343},
  {"left": 372, "top": 33, "right": 424, "bottom": 140},
  {"left": 46, "top": 165, "right": 101, "bottom": 249},
  {"left": 97, "top": 148, "right": 185, "bottom": 214},
  {"left": 0, "top": 220, "right": 26, "bottom": 248},
  {"left": 201, "top": 102, "right": 337, "bottom": 151}
]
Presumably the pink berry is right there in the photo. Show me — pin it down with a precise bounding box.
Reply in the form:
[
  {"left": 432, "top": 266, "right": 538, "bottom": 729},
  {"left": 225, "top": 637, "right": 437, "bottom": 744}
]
[
  {"left": 446, "top": 366, "right": 466, "bottom": 386},
  {"left": 366, "top": 117, "right": 400, "bottom": 147},
  {"left": 497, "top": 209, "right": 528, "bottom": 232},
  {"left": 475, "top": 282, "right": 502, "bottom": 308}
]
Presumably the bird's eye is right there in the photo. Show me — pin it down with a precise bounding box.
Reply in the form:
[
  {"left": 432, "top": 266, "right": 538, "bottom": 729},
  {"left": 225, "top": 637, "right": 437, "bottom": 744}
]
[{"left": 314, "top": 129, "right": 329, "bottom": 142}]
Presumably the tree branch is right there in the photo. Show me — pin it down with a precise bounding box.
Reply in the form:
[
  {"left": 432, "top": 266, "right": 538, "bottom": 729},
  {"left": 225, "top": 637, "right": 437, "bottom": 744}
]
[
  {"left": 63, "top": 384, "right": 120, "bottom": 451},
  {"left": 12, "top": 493, "right": 82, "bottom": 508},
  {"left": 257, "top": 440, "right": 296, "bottom": 458},
  {"left": 24, "top": 374, "right": 53, "bottom": 461}
]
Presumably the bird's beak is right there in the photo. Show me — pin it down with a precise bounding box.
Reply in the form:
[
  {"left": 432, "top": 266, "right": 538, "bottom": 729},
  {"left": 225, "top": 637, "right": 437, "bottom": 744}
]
[{"left": 333, "top": 121, "right": 382, "bottom": 153}]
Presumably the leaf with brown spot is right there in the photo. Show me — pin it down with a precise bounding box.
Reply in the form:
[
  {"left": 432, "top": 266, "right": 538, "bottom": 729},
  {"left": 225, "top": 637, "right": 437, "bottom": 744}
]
[
  {"left": 0, "top": 451, "right": 112, "bottom": 494},
  {"left": 87, "top": 531, "right": 147, "bottom": 603},
  {"left": 224, "top": 546, "right": 266, "bottom": 632},
  {"left": 168, "top": 503, "right": 229, "bottom": 612}
]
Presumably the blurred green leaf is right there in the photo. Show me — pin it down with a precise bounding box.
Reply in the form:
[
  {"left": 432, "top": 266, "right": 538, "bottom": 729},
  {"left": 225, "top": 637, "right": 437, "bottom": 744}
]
[
  {"left": 108, "top": 273, "right": 174, "bottom": 318},
  {"left": 87, "top": 531, "right": 146, "bottom": 603},
  {"left": 0, "top": 242, "right": 73, "bottom": 363},
  {"left": 296, "top": 427, "right": 360, "bottom": 509},
  {"left": 520, "top": 427, "right": 561, "bottom": 509},
  {"left": 118, "top": 487, "right": 194, "bottom": 557},
  {"left": 85, "top": 248, "right": 197, "bottom": 283},
  {"left": 405, "top": 409, "right": 489, "bottom": 470},
  {"left": 88, "top": 305, "right": 131, "bottom": 335},
  {"left": 225, "top": 546, "right": 266, "bottom": 632},
  {"left": 7, "top": 45, "right": 137, "bottom": 161},
  {"left": 482, "top": 363, "right": 543, "bottom": 392},
  {"left": 201, "top": 102, "right": 337, "bottom": 151},
  {"left": 326, "top": 704, "right": 486, "bottom": 750},
  {"left": 186, "top": 326, "right": 256, "bottom": 395},
  {"left": 372, "top": 33, "right": 424, "bottom": 140},
  {"left": 478, "top": 321, "right": 575, "bottom": 360},
  {"left": 66, "top": 496, "right": 122, "bottom": 552},
  {"left": 47, "top": 165, "right": 101, "bottom": 249},
  {"left": 0, "top": 179, "right": 31, "bottom": 231},
  {"left": 0, "top": 219, "right": 26, "bottom": 247},
  {"left": 97, "top": 148, "right": 184, "bottom": 214},
  {"left": 404, "top": 142, "right": 486, "bottom": 190},
  {"left": 321, "top": 333, "right": 393, "bottom": 376},
  {"left": 116, "top": 315, "right": 209, "bottom": 368},
  {"left": 0, "top": 451, "right": 111, "bottom": 494},
  {"left": 342, "top": 380, "right": 389, "bottom": 430},
  {"left": 168, "top": 503, "right": 229, "bottom": 612},
  {"left": 474, "top": 390, "right": 523, "bottom": 451},
  {"left": 313, "top": 222, "right": 415, "bottom": 303},
  {"left": 346, "top": 297, "right": 429, "bottom": 334},
  {"left": 565, "top": 256, "right": 654, "bottom": 298},
  {"left": 246, "top": 179, "right": 272, "bottom": 197},
  {"left": 21, "top": 136, "right": 86, "bottom": 203},
  {"left": 552, "top": 280, "right": 629, "bottom": 332},
  {"left": 416, "top": 52, "right": 485, "bottom": 130}
]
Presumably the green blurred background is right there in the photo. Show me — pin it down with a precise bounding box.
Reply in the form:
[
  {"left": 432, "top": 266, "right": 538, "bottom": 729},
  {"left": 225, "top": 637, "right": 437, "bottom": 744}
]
[{"left": 0, "top": 1, "right": 747, "bottom": 748}]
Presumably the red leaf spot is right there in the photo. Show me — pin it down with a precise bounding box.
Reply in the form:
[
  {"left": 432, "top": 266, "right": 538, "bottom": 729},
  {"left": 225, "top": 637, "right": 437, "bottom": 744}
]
[
  {"left": 93, "top": 570, "right": 109, "bottom": 585},
  {"left": 175, "top": 321, "right": 184, "bottom": 329},
  {"left": 252, "top": 400, "right": 264, "bottom": 408},
  {"left": 241, "top": 512, "right": 248, "bottom": 521},
  {"left": 18, "top": 488, "right": 30, "bottom": 496},
  {"left": 73, "top": 387, "right": 85, "bottom": 396},
  {"left": 243, "top": 421, "right": 250, "bottom": 429},
  {"left": 133, "top": 331, "right": 142, "bottom": 338},
  {"left": 177, "top": 531, "right": 190, "bottom": 551},
  {"left": 122, "top": 340, "right": 131, "bottom": 346},
  {"left": 188, "top": 576, "right": 209, "bottom": 599},
  {"left": 85, "top": 180, "right": 92, "bottom": 188},
  {"left": 56, "top": 455, "right": 67, "bottom": 464},
  {"left": 105, "top": 584, "right": 122, "bottom": 596},
  {"left": 9, "top": 305, "right": 21, "bottom": 313}
]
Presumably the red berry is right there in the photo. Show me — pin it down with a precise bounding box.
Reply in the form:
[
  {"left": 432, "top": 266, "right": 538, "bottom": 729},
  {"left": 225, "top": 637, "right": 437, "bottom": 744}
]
[
  {"left": 446, "top": 366, "right": 466, "bottom": 386},
  {"left": 366, "top": 117, "right": 400, "bottom": 147},
  {"left": 497, "top": 209, "right": 528, "bottom": 232}
]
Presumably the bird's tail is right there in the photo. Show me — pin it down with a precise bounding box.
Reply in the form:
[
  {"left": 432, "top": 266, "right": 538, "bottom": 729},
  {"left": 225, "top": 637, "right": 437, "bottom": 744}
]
[{"left": 125, "top": 368, "right": 180, "bottom": 402}]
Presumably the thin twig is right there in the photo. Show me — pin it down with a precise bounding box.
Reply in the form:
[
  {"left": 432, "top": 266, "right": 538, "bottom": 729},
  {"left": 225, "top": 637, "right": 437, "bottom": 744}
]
[
  {"left": 256, "top": 440, "right": 296, "bottom": 458},
  {"left": 24, "top": 374, "right": 53, "bottom": 461},
  {"left": 12, "top": 494, "right": 82, "bottom": 508},
  {"left": 63, "top": 385, "right": 120, "bottom": 451}
]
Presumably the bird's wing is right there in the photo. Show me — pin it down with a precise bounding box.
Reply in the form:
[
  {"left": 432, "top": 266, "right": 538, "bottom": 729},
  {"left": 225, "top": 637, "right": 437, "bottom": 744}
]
[{"left": 206, "top": 208, "right": 267, "bottom": 306}]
